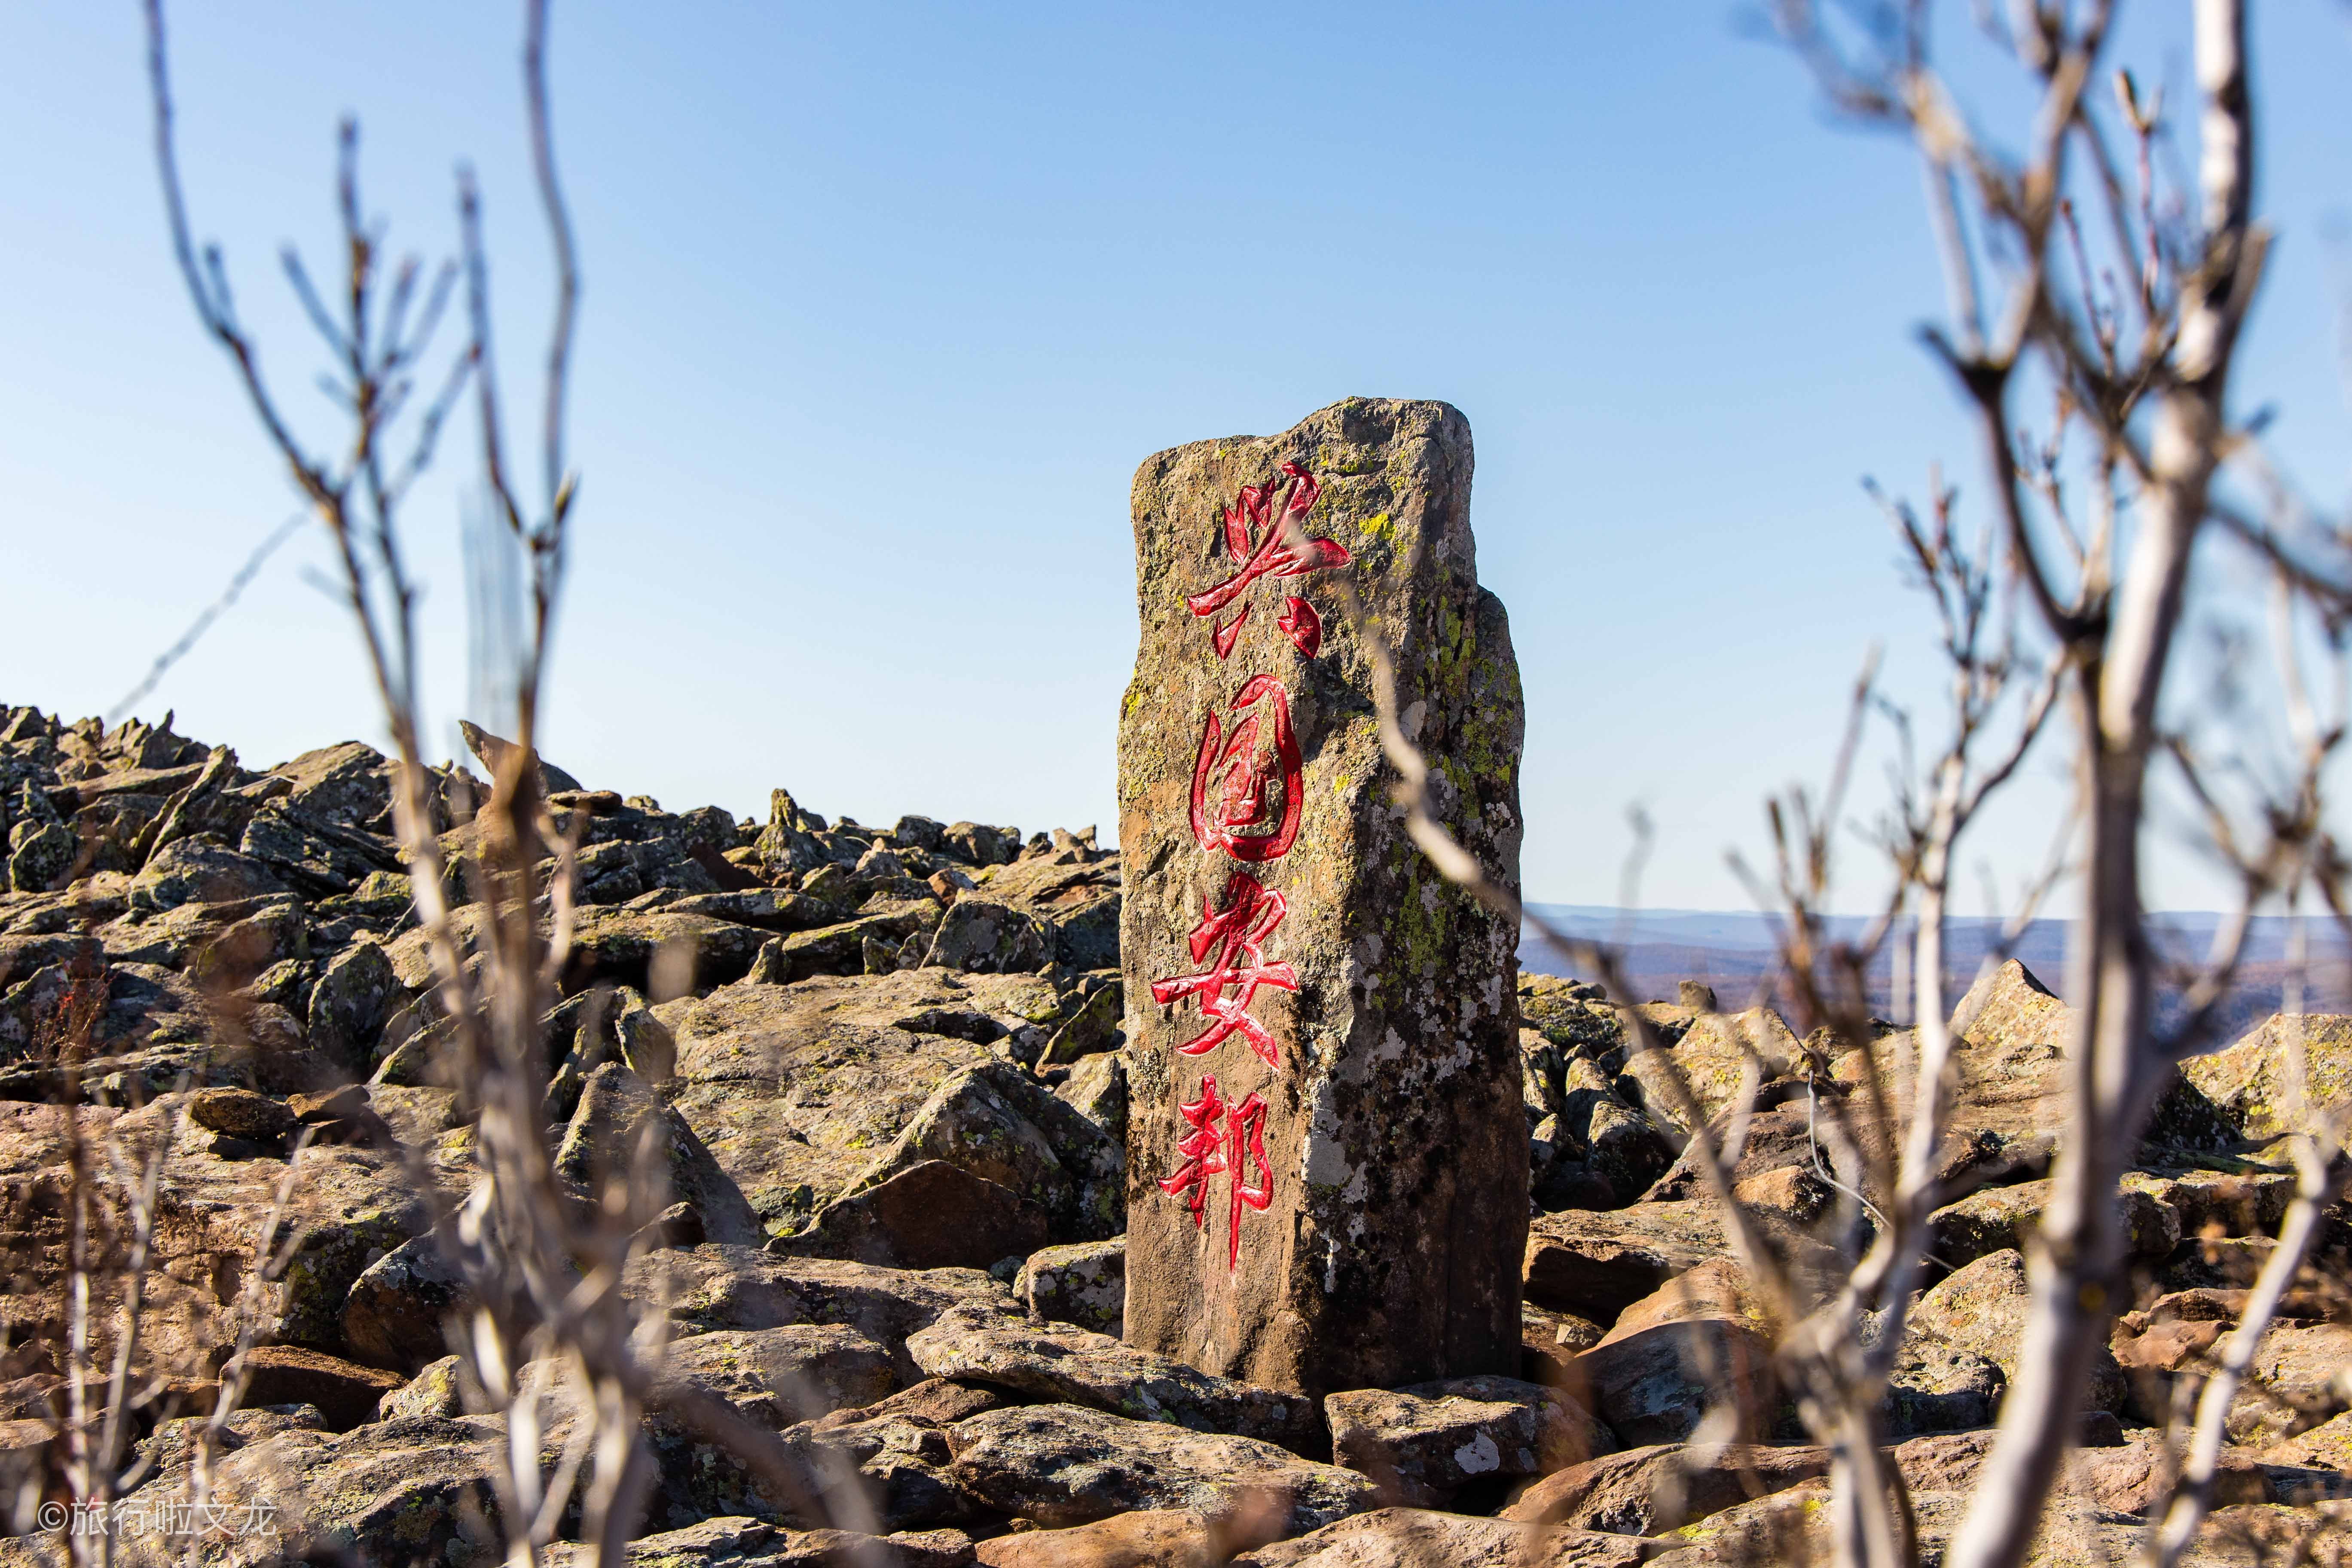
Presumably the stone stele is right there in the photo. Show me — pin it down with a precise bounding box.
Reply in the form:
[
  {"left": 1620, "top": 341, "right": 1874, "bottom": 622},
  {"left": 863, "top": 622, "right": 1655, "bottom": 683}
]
[{"left": 1117, "top": 396, "right": 1527, "bottom": 1397}]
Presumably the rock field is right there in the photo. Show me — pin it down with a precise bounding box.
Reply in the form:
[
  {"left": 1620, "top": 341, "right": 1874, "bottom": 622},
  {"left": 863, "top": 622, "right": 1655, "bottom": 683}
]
[{"left": 0, "top": 701, "right": 2346, "bottom": 1566}]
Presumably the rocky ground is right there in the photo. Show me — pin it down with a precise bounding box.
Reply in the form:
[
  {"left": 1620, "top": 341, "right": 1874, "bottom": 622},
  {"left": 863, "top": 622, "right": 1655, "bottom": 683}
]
[{"left": 0, "top": 702, "right": 2346, "bottom": 1566}]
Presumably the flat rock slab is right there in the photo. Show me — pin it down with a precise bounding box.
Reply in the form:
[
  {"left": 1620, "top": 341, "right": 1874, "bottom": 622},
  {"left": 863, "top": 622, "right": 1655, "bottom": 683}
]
[
  {"left": 238, "top": 1345, "right": 403, "bottom": 1432},
  {"left": 660, "top": 970, "right": 1076, "bottom": 1229},
  {"left": 546, "top": 1516, "right": 977, "bottom": 1568},
  {"left": 971, "top": 1510, "right": 1223, "bottom": 1568},
  {"left": 626, "top": 1244, "right": 1018, "bottom": 1383},
  {"left": 1911, "top": 1248, "right": 2128, "bottom": 1416},
  {"left": 946, "top": 1403, "right": 1378, "bottom": 1532},
  {"left": 1017, "top": 1238, "right": 1125, "bottom": 1336},
  {"left": 910, "top": 1305, "right": 1322, "bottom": 1451},
  {"left": 660, "top": 1324, "right": 899, "bottom": 1428},
  {"left": 1233, "top": 1508, "right": 1651, "bottom": 1567},
  {"left": 1502, "top": 1442, "right": 1833, "bottom": 1535},
  {"left": 1522, "top": 1202, "right": 1731, "bottom": 1324},
  {"left": 793, "top": 1160, "right": 1052, "bottom": 1272},
  {"left": 1325, "top": 1374, "right": 1610, "bottom": 1507},
  {"left": 1121, "top": 397, "right": 1526, "bottom": 1397}
]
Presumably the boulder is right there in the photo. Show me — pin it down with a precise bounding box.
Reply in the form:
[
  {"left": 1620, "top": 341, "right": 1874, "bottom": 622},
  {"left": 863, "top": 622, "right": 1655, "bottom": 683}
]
[
  {"left": 1620, "top": 1008, "right": 1802, "bottom": 1134},
  {"left": 925, "top": 898, "right": 1054, "bottom": 974},
  {"left": 340, "top": 1225, "right": 476, "bottom": 1373},
  {"left": 547, "top": 1516, "right": 977, "bottom": 1568},
  {"left": 186, "top": 1086, "right": 296, "bottom": 1143},
  {"left": 238, "top": 1344, "right": 405, "bottom": 1431},
  {"left": 1054, "top": 1052, "right": 1126, "bottom": 1145},
  {"left": 1568, "top": 1261, "right": 1777, "bottom": 1446},
  {"left": 661, "top": 1324, "right": 900, "bottom": 1427},
  {"left": 1325, "top": 1374, "right": 1609, "bottom": 1507},
  {"left": 1502, "top": 1441, "right": 1832, "bottom": 1534},
  {"left": 1522, "top": 1202, "right": 1730, "bottom": 1324},
  {"left": 456, "top": 718, "right": 582, "bottom": 796},
  {"left": 107, "top": 1414, "right": 512, "bottom": 1568},
  {"left": 946, "top": 1403, "right": 1377, "bottom": 1531},
  {"left": 908, "top": 1305, "right": 1321, "bottom": 1450},
  {"left": 659, "top": 970, "right": 1054, "bottom": 1231},
  {"left": 970, "top": 856, "right": 1121, "bottom": 972},
  {"left": 1879, "top": 1323, "right": 2005, "bottom": 1436},
  {"left": 974, "top": 1510, "right": 1225, "bottom": 1568},
  {"left": 1016, "top": 1238, "right": 1124, "bottom": 1335},
  {"left": 305, "top": 938, "right": 402, "bottom": 1073},
  {"left": 2227, "top": 1320, "right": 2352, "bottom": 1444},
  {"left": 270, "top": 741, "right": 396, "bottom": 828},
  {"left": 553, "top": 1061, "right": 763, "bottom": 1244},
  {"left": 1909, "top": 1248, "right": 2128, "bottom": 1415},
  {"left": 629, "top": 1244, "right": 1018, "bottom": 1385},
  {"left": 126, "top": 835, "right": 288, "bottom": 912},
  {"left": 2184, "top": 1012, "right": 2352, "bottom": 1142},
  {"left": 7, "top": 822, "right": 76, "bottom": 893},
  {"left": 1846, "top": 961, "right": 2236, "bottom": 1192},
  {"left": 1234, "top": 1509, "right": 1651, "bottom": 1567},
  {"left": 1928, "top": 1176, "right": 2182, "bottom": 1268},
  {"left": 793, "top": 1161, "right": 1051, "bottom": 1272},
  {"left": 846, "top": 1061, "right": 1124, "bottom": 1244},
  {"left": 379, "top": 1354, "right": 467, "bottom": 1421},
  {"left": 239, "top": 809, "right": 399, "bottom": 896}
]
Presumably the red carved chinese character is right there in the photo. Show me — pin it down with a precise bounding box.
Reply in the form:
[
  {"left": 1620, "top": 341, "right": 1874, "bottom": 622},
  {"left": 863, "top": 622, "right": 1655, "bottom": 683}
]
[
  {"left": 1191, "top": 462, "right": 1350, "bottom": 658},
  {"left": 1151, "top": 870, "right": 1298, "bottom": 1065},
  {"left": 1275, "top": 595, "right": 1322, "bottom": 657},
  {"left": 1222, "top": 1089, "right": 1273, "bottom": 1270},
  {"left": 1190, "top": 674, "right": 1302, "bottom": 862},
  {"left": 1157, "top": 1073, "right": 1274, "bottom": 1271},
  {"left": 1158, "top": 1074, "right": 1228, "bottom": 1229}
]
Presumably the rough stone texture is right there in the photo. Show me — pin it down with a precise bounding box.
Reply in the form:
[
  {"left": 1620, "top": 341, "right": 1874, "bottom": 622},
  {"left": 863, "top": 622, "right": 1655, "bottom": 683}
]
[
  {"left": 553, "top": 1061, "right": 764, "bottom": 1244},
  {"left": 1879, "top": 1325, "right": 2005, "bottom": 1436},
  {"left": 660, "top": 1323, "right": 899, "bottom": 1427},
  {"left": 910, "top": 1304, "right": 1322, "bottom": 1450},
  {"left": 548, "top": 1517, "right": 978, "bottom": 1568},
  {"left": 1120, "top": 398, "right": 1526, "bottom": 1398},
  {"left": 1522, "top": 1202, "right": 1729, "bottom": 1324},
  {"left": 1501, "top": 1442, "right": 1833, "bottom": 1535},
  {"left": 1621, "top": 1008, "right": 1801, "bottom": 1135},
  {"left": 186, "top": 1085, "right": 296, "bottom": 1142},
  {"left": 379, "top": 1353, "right": 467, "bottom": 1420},
  {"left": 659, "top": 969, "right": 1090, "bottom": 1235},
  {"left": 1844, "top": 960, "right": 2236, "bottom": 1191},
  {"left": 946, "top": 1403, "right": 1378, "bottom": 1531},
  {"left": 0, "top": 1100, "right": 439, "bottom": 1370},
  {"left": 1929, "top": 1175, "right": 2183, "bottom": 1268},
  {"left": 1569, "top": 1262, "right": 1778, "bottom": 1446},
  {"left": 238, "top": 1344, "right": 405, "bottom": 1431},
  {"left": 1910, "top": 1248, "right": 2129, "bottom": 1415},
  {"left": 339, "top": 1223, "right": 475, "bottom": 1372},
  {"left": 1235, "top": 1510, "right": 1653, "bottom": 1566},
  {"left": 973, "top": 1510, "right": 1225, "bottom": 1568},
  {"left": 2225, "top": 1320, "right": 2352, "bottom": 1444},
  {"left": 2185, "top": 1012, "right": 2352, "bottom": 1142},
  {"left": 844, "top": 1062, "right": 1124, "bottom": 1244},
  {"left": 1324, "top": 1374, "right": 1607, "bottom": 1507},
  {"left": 626, "top": 1244, "right": 1020, "bottom": 1386},
  {"left": 793, "top": 1160, "right": 1051, "bottom": 1272},
  {"left": 104, "top": 1414, "right": 513, "bottom": 1568},
  {"left": 1017, "top": 1238, "right": 1125, "bottom": 1334}
]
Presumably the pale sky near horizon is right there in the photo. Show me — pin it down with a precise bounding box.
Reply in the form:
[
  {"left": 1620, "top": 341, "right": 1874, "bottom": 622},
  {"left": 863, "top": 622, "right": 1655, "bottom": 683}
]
[{"left": 3, "top": 4, "right": 2348, "bottom": 913}]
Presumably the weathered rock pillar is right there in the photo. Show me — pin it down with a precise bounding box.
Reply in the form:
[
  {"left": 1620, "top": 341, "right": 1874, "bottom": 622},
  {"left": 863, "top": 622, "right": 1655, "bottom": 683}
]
[{"left": 1118, "top": 397, "right": 1527, "bottom": 1397}]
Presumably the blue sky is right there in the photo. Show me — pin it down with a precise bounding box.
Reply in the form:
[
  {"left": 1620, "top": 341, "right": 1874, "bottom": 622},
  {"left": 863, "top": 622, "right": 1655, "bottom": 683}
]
[{"left": 3, "top": 3, "right": 2347, "bottom": 911}]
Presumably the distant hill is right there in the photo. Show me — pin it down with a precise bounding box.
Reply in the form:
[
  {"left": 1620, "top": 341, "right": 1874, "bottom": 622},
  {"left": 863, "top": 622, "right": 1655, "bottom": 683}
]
[{"left": 1518, "top": 905, "right": 2350, "bottom": 1040}]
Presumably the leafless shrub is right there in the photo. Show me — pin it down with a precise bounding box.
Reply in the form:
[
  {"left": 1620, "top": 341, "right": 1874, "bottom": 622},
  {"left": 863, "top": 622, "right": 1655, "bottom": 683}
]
[
  {"left": 1339, "top": 4, "right": 2352, "bottom": 1567},
  {"left": 139, "top": 1, "right": 694, "bottom": 1560}
]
